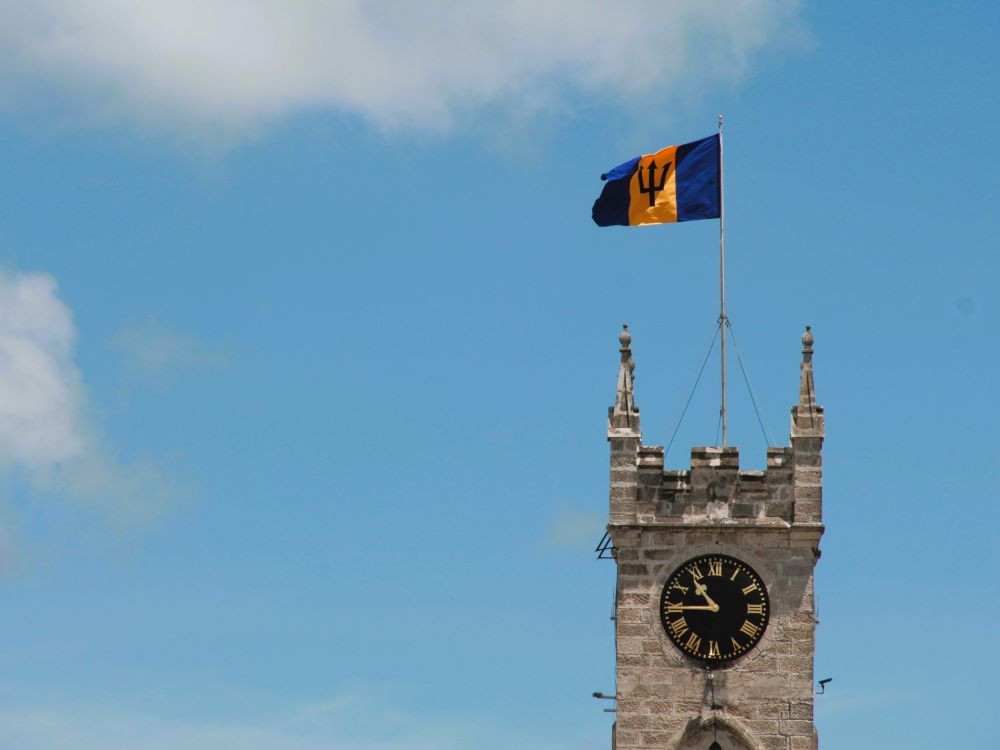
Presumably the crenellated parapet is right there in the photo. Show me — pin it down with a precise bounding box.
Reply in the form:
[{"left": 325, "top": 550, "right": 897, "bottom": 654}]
[
  {"left": 630, "top": 445, "right": 797, "bottom": 524},
  {"left": 607, "top": 325, "right": 824, "bottom": 530}
]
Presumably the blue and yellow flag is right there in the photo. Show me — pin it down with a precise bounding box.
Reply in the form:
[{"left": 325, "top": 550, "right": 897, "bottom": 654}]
[{"left": 592, "top": 134, "right": 720, "bottom": 227}]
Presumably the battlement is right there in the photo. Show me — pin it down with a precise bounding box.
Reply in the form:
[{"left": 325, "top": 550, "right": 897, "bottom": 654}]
[
  {"left": 628, "top": 444, "right": 796, "bottom": 524},
  {"left": 608, "top": 325, "right": 824, "bottom": 528}
]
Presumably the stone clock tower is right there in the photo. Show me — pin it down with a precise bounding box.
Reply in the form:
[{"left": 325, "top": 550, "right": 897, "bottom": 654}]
[{"left": 605, "top": 325, "right": 823, "bottom": 750}]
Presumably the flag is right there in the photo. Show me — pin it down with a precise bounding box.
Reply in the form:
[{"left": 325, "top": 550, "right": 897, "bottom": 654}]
[{"left": 592, "top": 134, "right": 720, "bottom": 227}]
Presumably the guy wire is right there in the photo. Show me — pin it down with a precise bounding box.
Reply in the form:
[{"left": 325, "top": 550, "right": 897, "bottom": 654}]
[
  {"left": 665, "top": 321, "right": 721, "bottom": 460},
  {"left": 726, "top": 320, "right": 776, "bottom": 447}
]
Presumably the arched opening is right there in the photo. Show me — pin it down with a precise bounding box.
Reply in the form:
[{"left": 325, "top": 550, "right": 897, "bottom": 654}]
[{"left": 673, "top": 718, "right": 756, "bottom": 750}]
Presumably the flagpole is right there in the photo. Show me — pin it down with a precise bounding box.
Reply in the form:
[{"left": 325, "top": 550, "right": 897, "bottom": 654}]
[{"left": 718, "top": 114, "right": 727, "bottom": 448}]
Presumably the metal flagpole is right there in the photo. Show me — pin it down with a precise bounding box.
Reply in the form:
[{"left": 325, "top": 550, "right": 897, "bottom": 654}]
[{"left": 718, "top": 114, "right": 727, "bottom": 447}]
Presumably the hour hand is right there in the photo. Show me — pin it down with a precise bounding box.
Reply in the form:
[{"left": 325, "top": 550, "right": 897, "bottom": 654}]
[{"left": 692, "top": 578, "right": 720, "bottom": 612}]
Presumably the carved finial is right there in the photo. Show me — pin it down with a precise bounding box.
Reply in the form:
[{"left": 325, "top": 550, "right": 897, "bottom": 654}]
[
  {"left": 619, "top": 324, "right": 635, "bottom": 375},
  {"left": 799, "top": 326, "right": 814, "bottom": 402},
  {"left": 791, "top": 325, "right": 823, "bottom": 438},
  {"left": 619, "top": 323, "right": 631, "bottom": 349},
  {"left": 609, "top": 323, "right": 640, "bottom": 433}
]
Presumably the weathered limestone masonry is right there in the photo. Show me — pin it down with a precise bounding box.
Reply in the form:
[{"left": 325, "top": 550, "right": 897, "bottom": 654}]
[{"left": 606, "top": 325, "right": 824, "bottom": 750}]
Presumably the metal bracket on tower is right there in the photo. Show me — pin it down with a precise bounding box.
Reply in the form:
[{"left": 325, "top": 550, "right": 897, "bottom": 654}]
[
  {"left": 595, "top": 531, "right": 616, "bottom": 560},
  {"left": 705, "top": 667, "right": 723, "bottom": 711}
]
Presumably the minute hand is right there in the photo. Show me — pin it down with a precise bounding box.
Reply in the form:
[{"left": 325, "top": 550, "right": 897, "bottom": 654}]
[{"left": 669, "top": 604, "right": 720, "bottom": 611}]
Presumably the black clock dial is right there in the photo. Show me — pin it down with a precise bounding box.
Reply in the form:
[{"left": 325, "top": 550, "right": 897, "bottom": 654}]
[{"left": 659, "top": 554, "right": 769, "bottom": 663}]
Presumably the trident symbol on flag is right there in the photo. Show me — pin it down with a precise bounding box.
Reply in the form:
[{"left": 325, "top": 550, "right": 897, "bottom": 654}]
[{"left": 638, "top": 160, "right": 671, "bottom": 207}]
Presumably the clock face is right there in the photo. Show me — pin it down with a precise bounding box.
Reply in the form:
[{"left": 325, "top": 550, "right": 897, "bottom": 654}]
[{"left": 659, "top": 554, "right": 770, "bottom": 663}]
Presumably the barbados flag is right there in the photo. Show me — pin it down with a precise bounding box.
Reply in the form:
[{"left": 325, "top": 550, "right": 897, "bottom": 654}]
[{"left": 592, "top": 134, "right": 720, "bottom": 227}]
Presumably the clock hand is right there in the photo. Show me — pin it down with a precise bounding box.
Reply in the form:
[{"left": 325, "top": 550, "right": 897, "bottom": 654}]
[
  {"left": 667, "top": 604, "right": 720, "bottom": 611},
  {"left": 692, "top": 578, "right": 720, "bottom": 612}
]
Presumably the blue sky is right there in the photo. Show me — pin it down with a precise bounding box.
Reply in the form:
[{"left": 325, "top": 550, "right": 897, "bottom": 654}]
[{"left": 0, "top": 2, "right": 997, "bottom": 748}]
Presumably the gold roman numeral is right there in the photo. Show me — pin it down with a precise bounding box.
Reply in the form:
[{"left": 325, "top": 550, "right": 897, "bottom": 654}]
[
  {"left": 730, "top": 567, "right": 740, "bottom": 582},
  {"left": 740, "top": 620, "right": 759, "bottom": 638},
  {"left": 707, "top": 560, "right": 722, "bottom": 577},
  {"left": 746, "top": 603, "right": 764, "bottom": 615},
  {"left": 684, "top": 632, "right": 702, "bottom": 653},
  {"left": 689, "top": 564, "right": 704, "bottom": 581},
  {"left": 707, "top": 640, "right": 721, "bottom": 658},
  {"left": 665, "top": 602, "right": 683, "bottom": 614},
  {"left": 742, "top": 582, "right": 758, "bottom": 595},
  {"left": 731, "top": 636, "right": 741, "bottom": 652},
  {"left": 670, "top": 617, "right": 689, "bottom": 638},
  {"left": 670, "top": 583, "right": 690, "bottom": 594}
]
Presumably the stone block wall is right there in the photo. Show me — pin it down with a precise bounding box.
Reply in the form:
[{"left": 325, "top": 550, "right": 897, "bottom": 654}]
[{"left": 609, "top": 522, "right": 820, "bottom": 750}]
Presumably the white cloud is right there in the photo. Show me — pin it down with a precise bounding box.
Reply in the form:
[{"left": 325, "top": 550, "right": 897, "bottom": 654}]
[
  {"left": 544, "top": 500, "right": 604, "bottom": 550},
  {"left": 0, "top": 1, "right": 804, "bottom": 139},
  {"left": 0, "top": 270, "right": 83, "bottom": 466},
  {"left": 0, "top": 268, "right": 180, "bottom": 531},
  {"left": 111, "top": 316, "right": 227, "bottom": 377}
]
